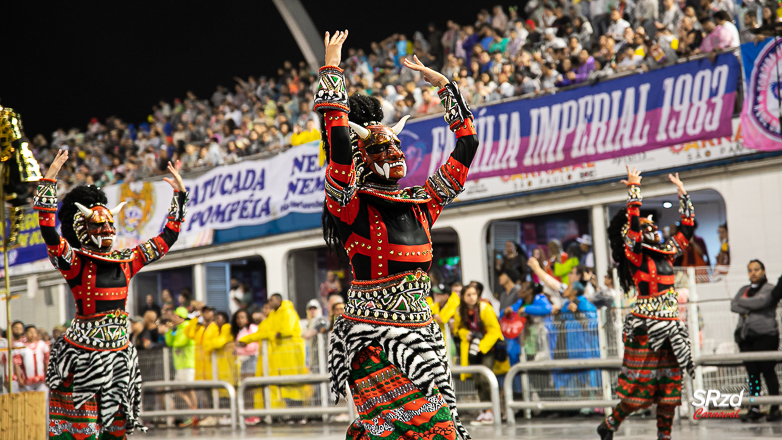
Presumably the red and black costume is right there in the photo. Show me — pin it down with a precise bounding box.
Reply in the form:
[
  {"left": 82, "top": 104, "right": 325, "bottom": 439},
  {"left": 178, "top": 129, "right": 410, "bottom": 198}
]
[
  {"left": 318, "top": 65, "right": 477, "bottom": 440},
  {"left": 34, "top": 179, "right": 188, "bottom": 439},
  {"left": 600, "top": 184, "right": 695, "bottom": 440}
]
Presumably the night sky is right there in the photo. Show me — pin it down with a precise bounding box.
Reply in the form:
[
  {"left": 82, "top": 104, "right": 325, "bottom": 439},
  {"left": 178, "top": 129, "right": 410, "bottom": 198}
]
[{"left": 2, "top": 1, "right": 518, "bottom": 138}]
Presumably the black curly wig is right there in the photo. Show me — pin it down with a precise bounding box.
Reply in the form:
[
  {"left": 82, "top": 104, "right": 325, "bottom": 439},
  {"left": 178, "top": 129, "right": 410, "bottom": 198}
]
[
  {"left": 58, "top": 185, "right": 108, "bottom": 248},
  {"left": 607, "top": 208, "right": 634, "bottom": 293},
  {"left": 321, "top": 95, "right": 384, "bottom": 252}
]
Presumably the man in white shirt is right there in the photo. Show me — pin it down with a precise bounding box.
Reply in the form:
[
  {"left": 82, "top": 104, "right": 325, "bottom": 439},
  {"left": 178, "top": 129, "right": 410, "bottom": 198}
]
[
  {"left": 607, "top": 8, "right": 631, "bottom": 41},
  {"left": 229, "top": 278, "right": 245, "bottom": 315},
  {"left": 715, "top": 10, "right": 740, "bottom": 48},
  {"left": 21, "top": 325, "right": 49, "bottom": 393}
]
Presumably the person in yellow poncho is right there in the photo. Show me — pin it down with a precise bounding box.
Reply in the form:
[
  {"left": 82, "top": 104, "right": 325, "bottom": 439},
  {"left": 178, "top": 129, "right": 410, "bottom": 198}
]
[
  {"left": 184, "top": 303, "right": 216, "bottom": 381},
  {"left": 426, "top": 281, "right": 461, "bottom": 335},
  {"left": 184, "top": 303, "right": 220, "bottom": 425},
  {"left": 206, "top": 312, "right": 239, "bottom": 392},
  {"left": 453, "top": 282, "right": 503, "bottom": 426},
  {"left": 239, "top": 294, "right": 309, "bottom": 409}
]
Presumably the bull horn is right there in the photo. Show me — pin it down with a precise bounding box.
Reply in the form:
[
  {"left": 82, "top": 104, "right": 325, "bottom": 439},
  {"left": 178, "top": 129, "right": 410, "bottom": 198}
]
[
  {"left": 348, "top": 121, "right": 371, "bottom": 140},
  {"left": 74, "top": 202, "right": 94, "bottom": 219},
  {"left": 110, "top": 201, "right": 127, "bottom": 216},
  {"left": 391, "top": 115, "right": 411, "bottom": 135},
  {"left": 647, "top": 214, "right": 654, "bottom": 222}
]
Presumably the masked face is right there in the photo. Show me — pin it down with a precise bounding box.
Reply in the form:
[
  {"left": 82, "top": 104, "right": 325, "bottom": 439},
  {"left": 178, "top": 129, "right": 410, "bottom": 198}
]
[
  {"left": 74, "top": 201, "right": 126, "bottom": 252},
  {"left": 349, "top": 117, "right": 410, "bottom": 182},
  {"left": 357, "top": 125, "right": 407, "bottom": 181},
  {"left": 640, "top": 219, "right": 659, "bottom": 245},
  {"left": 84, "top": 206, "right": 117, "bottom": 251}
]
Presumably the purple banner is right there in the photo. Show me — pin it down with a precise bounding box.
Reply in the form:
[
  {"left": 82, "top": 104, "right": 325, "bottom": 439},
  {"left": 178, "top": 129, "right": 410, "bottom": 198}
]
[{"left": 399, "top": 53, "right": 740, "bottom": 187}]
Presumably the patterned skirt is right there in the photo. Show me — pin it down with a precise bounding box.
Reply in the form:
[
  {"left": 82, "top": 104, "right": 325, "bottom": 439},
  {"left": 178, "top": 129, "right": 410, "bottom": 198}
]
[
  {"left": 346, "top": 345, "right": 457, "bottom": 440},
  {"left": 330, "top": 270, "right": 469, "bottom": 439},
  {"left": 47, "top": 312, "right": 144, "bottom": 439},
  {"left": 616, "top": 326, "right": 682, "bottom": 405},
  {"left": 49, "top": 376, "right": 128, "bottom": 440}
]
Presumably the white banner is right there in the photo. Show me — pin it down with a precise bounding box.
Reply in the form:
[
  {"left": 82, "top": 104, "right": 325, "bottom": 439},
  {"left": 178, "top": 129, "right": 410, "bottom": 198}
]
[
  {"left": 458, "top": 118, "right": 751, "bottom": 201},
  {"left": 105, "top": 142, "right": 324, "bottom": 250}
]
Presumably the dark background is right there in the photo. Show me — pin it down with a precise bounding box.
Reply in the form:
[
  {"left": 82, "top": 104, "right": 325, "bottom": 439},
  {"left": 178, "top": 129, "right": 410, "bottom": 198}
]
[{"left": 1, "top": 1, "right": 519, "bottom": 139}]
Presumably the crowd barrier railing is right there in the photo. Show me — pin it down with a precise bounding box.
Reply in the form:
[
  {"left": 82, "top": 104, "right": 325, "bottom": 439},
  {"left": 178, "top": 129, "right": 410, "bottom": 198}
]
[
  {"left": 139, "top": 380, "right": 237, "bottom": 430},
  {"left": 236, "top": 374, "right": 356, "bottom": 430},
  {"left": 503, "top": 358, "right": 624, "bottom": 425},
  {"left": 450, "top": 364, "right": 502, "bottom": 430}
]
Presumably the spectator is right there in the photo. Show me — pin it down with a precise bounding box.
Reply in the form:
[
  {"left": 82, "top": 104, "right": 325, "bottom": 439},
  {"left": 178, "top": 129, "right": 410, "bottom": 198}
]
[
  {"left": 496, "top": 241, "right": 528, "bottom": 281},
  {"left": 140, "top": 294, "right": 161, "bottom": 317},
  {"left": 209, "top": 311, "right": 238, "bottom": 403},
  {"left": 165, "top": 307, "right": 197, "bottom": 427},
  {"left": 714, "top": 10, "right": 740, "bottom": 48},
  {"left": 239, "top": 294, "right": 308, "bottom": 410},
  {"left": 178, "top": 287, "right": 193, "bottom": 312},
  {"left": 731, "top": 260, "right": 781, "bottom": 422},
  {"left": 143, "top": 310, "right": 161, "bottom": 349},
  {"left": 698, "top": 16, "right": 733, "bottom": 54},
  {"left": 290, "top": 120, "right": 321, "bottom": 146},
  {"left": 21, "top": 325, "right": 49, "bottom": 394},
  {"left": 577, "top": 234, "right": 595, "bottom": 270},
  {"left": 427, "top": 282, "right": 462, "bottom": 336},
  {"left": 160, "top": 288, "right": 174, "bottom": 308},
  {"left": 680, "top": 219, "right": 710, "bottom": 267},
  {"left": 51, "top": 326, "right": 66, "bottom": 341},
  {"left": 657, "top": 0, "right": 684, "bottom": 34},
  {"left": 590, "top": 271, "right": 619, "bottom": 308},
  {"left": 497, "top": 268, "right": 523, "bottom": 316},
  {"left": 185, "top": 303, "right": 215, "bottom": 379},
  {"left": 7, "top": 324, "right": 29, "bottom": 393},
  {"left": 130, "top": 316, "right": 152, "bottom": 350},
  {"left": 454, "top": 282, "right": 503, "bottom": 426},
  {"left": 11, "top": 320, "right": 26, "bottom": 343},
  {"left": 740, "top": 11, "right": 759, "bottom": 44},
  {"left": 508, "top": 281, "right": 553, "bottom": 366},
  {"left": 229, "top": 278, "right": 245, "bottom": 315},
  {"left": 330, "top": 299, "right": 346, "bottom": 330},
  {"left": 607, "top": 8, "right": 632, "bottom": 41},
  {"left": 553, "top": 242, "right": 581, "bottom": 285},
  {"left": 321, "top": 274, "right": 343, "bottom": 310},
  {"left": 302, "top": 299, "right": 329, "bottom": 372},
  {"left": 546, "top": 239, "right": 568, "bottom": 281},
  {"left": 714, "top": 223, "right": 730, "bottom": 278}
]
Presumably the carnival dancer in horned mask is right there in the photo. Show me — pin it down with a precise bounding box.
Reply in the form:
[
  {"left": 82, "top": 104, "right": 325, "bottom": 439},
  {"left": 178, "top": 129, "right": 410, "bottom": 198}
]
[
  {"left": 317, "top": 31, "right": 479, "bottom": 439},
  {"left": 35, "top": 150, "right": 188, "bottom": 438},
  {"left": 598, "top": 167, "right": 696, "bottom": 440}
]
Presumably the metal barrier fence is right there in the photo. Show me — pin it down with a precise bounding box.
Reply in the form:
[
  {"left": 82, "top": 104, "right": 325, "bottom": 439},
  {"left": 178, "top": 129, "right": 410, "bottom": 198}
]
[
  {"left": 139, "top": 380, "right": 237, "bottom": 430},
  {"left": 130, "top": 267, "right": 781, "bottom": 430}
]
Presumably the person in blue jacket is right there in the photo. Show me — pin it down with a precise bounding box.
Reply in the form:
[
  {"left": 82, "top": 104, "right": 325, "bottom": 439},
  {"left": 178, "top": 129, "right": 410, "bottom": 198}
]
[{"left": 503, "top": 281, "right": 553, "bottom": 366}]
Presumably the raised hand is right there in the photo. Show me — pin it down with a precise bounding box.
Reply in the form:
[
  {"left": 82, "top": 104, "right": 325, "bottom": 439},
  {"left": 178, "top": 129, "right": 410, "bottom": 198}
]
[
  {"left": 402, "top": 55, "right": 449, "bottom": 89},
  {"left": 324, "top": 30, "right": 348, "bottom": 67},
  {"left": 44, "top": 149, "right": 69, "bottom": 180},
  {"left": 163, "top": 160, "right": 186, "bottom": 192},
  {"left": 620, "top": 165, "right": 642, "bottom": 186},
  {"left": 668, "top": 172, "right": 686, "bottom": 196}
]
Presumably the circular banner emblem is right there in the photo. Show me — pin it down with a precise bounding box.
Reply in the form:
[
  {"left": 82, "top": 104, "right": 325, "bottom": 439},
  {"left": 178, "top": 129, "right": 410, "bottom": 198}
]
[{"left": 742, "top": 38, "right": 782, "bottom": 149}]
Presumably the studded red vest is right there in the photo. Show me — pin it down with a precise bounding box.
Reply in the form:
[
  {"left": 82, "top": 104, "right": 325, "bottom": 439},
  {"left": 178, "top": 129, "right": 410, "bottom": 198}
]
[
  {"left": 322, "top": 87, "right": 477, "bottom": 281},
  {"left": 35, "top": 185, "right": 188, "bottom": 318},
  {"left": 624, "top": 184, "right": 694, "bottom": 319}
]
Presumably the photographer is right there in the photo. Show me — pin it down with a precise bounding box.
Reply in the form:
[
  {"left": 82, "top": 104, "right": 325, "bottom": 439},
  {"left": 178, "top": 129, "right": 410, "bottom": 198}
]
[
  {"left": 454, "top": 282, "right": 504, "bottom": 426},
  {"left": 302, "top": 299, "right": 329, "bottom": 373}
]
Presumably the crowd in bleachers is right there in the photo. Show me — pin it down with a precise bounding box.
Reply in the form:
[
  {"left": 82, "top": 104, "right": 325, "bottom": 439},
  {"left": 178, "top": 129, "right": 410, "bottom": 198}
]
[{"left": 30, "top": 1, "right": 779, "bottom": 194}]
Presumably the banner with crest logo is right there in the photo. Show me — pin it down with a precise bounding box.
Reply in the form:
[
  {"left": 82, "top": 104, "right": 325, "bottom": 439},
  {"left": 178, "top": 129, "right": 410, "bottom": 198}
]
[{"left": 105, "top": 141, "right": 325, "bottom": 251}]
